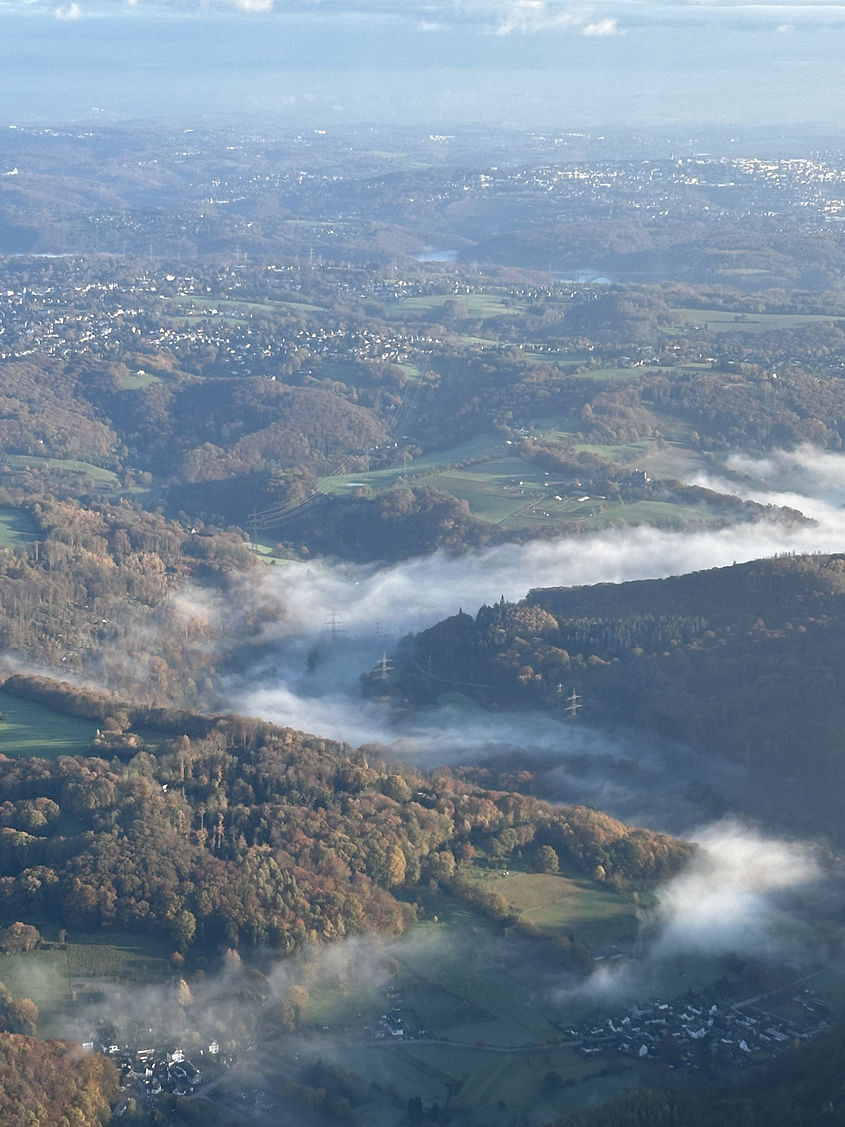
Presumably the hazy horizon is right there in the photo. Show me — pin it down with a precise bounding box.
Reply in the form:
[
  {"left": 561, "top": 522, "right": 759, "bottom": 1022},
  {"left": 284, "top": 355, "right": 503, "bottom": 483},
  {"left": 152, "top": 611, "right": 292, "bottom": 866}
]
[{"left": 3, "top": 3, "right": 845, "bottom": 130}]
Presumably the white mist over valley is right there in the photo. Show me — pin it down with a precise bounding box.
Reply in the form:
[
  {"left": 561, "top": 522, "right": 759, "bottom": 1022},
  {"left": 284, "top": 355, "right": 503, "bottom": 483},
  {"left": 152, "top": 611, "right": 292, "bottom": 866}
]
[{"left": 226, "top": 446, "right": 845, "bottom": 834}]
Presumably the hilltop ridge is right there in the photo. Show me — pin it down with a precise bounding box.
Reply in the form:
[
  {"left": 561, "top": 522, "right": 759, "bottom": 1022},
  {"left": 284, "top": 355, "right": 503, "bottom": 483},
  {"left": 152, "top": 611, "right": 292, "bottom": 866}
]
[{"left": 388, "top": 552, "right": 845, "bottom": 837}]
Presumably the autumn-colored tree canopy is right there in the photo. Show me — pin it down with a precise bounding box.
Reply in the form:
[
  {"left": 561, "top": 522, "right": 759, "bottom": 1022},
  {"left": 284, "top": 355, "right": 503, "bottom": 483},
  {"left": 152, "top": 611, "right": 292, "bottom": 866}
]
[
  {"left": 0, "top": 1032, "right": 118, "bottom": 1127},
  {"left": 0, "top": 676, "right": 692, "bottom": 955}
]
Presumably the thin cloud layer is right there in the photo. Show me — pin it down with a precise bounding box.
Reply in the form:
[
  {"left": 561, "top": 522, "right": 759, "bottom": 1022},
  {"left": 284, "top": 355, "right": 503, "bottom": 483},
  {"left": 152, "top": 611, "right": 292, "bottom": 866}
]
[
  {"left": 568, "top": 818, "right": 827, "bottom": 1004},
  {"left": 245, "top": 464, "right": 845, "bottom": 652},
  {"left": 6, "top": 0, "right": 845, "bottom": 31},
  {"left": 4, "top": 0, "right": 845, "bottom": 127},
  {"left": 583, "top": 16, "right": 619, "bottom": 34},
  {"left": 226, "top": 448, "right": 845, "bottom": 814}
]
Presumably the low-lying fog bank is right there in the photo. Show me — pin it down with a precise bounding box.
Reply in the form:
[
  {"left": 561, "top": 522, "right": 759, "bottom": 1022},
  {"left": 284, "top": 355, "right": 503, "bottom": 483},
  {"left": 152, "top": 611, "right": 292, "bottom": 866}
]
[{"left": 226, "top": 446, "right": 845, "bottom": 835}]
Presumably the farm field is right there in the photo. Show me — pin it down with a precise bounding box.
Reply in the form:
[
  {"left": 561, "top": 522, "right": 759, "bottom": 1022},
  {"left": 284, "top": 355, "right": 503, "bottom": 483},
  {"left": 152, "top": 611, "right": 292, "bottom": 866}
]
[
  {"left": 2, "top": 454, "right": 120, "bottom": 486},
  {"left": 0, "top": 504, "right": 37, "bottom": 547},
  {"left": 0, "top": 931, "right": 173, "bottom": 1038},
  {"left": 337, "top": 1037, "right": 639, "bottom": 1126},
  {"left": 386, "top": 293, "right": 526, "bottom": 319},
  {"left": 0, "top": 687, "right": 98, "bottom": 758},
  {"left": 167, "top": 293, "right": 326, "bottom": 317},
  {"left": 0, "top": 948, "right": 71, "bottom": 1035},
  {"left": 568, "top": 365, "right": 654, "bottom": 382},
  {"left": 333, "top": 456, "right": 610, "bottom": 529},
  {"left": 318, "top": 431, "right": 507, "bottom": 493},
  {"left": 285, "top": 890, "right": 654, "bottom": 1126},
  {"left": 317, "top": 423, "right": 733, "bottom": 535},
  {"left": 670, "top": 307, "right": 844, "bottom": 333},
  {"left": 469, "top": 870, "right": 641, "bottom": 950},
  {"left": 582, "top": 499, "right": 730, "bottom": 531},
  {"left": 67, "top": 930, "right": 174, "bottom": 984},
  {"left": 408, "top": 458, "right": 555, "bottom": 524},
  {"left": 281, "top": 863, "right": 841, "bottom": 1125},
  {"left": 571, "top": 438, "right": 653, "bottom": 461},
  {"left": 117, "top": 368, "right": 164, "bottom": 389},
  {"left": 0, "top": 879, "right": 655, "bottom": 1123}
]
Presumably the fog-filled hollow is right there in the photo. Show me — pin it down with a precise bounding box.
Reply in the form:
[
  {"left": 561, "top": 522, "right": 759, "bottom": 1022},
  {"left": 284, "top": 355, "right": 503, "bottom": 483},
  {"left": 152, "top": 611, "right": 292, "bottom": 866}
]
[{"left": 223, "top": 446, "right": 845, "bottom": 833}]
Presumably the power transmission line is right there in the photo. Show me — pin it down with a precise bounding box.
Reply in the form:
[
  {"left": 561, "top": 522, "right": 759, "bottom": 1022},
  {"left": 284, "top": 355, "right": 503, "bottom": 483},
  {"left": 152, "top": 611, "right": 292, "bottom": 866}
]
[
  {"left": 323, "top": 608, "right": 343, "bottom": 640},
  {"left": 555, "top": 683, "right": 581, "bottom": 718}
]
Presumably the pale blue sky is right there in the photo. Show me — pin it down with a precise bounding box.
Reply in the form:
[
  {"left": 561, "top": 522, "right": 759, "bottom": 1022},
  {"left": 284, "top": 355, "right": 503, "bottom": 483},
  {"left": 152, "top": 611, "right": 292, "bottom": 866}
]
[{"left": 2, "top": 1, "right": 845, "bottom": 127}]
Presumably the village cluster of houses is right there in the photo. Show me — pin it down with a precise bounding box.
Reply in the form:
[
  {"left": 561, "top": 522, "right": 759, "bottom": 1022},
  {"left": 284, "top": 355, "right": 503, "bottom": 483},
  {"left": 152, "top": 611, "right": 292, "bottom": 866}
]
[
  {"left": 0, "top": 263, "right": 447, "bottom": 371},
  {"left": 83, "top": 1036, "right": 218, "bottom": 1110},
  {"left": 354, "top": 971, "right": 832, "bottom": 1074},
  {"left": 567, "top": 988, "right": 831, "bottom": 1069}
]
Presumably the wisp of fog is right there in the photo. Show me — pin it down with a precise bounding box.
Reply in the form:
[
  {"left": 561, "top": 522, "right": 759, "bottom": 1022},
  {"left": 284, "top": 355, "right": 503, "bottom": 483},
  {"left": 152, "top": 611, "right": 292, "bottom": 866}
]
[
  {"left": 225, "top": 446, "right": 845, "bottom": 831},
  {"left": 650, "top": 820, "right": 821, "bottom": 960},
  {"left": 571, "top": 819, "right": 826, "bottom": 1004}
]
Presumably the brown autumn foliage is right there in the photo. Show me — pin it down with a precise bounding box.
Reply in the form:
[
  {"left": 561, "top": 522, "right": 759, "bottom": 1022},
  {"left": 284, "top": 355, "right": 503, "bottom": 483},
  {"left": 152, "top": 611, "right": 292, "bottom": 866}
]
[{"left": 0, "top": 1031, "right": 118, "bottom": 1127}]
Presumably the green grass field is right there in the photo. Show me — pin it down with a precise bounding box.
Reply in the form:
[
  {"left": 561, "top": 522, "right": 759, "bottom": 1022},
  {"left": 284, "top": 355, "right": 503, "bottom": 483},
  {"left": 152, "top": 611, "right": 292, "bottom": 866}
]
[
  {"left": 0, "top": 947, "right": 72, "bottom": 1034},
  {"left": 296, "top": 890, "right": 652, "bottom": 1125},
  {"left": 0, "top": 688, "right": 98, "bottom": 758},
  {"left": 671, "top": 307, "right": 844, "bottom": 333},
  {"left": 0, "top": 888, "right": 652, "bottom": 1121},
  {"left": 473, "top": 871, "right": 641, "bottom": 949},
  {"left": 166, "top": 294, "right": 325, "bottom": 318},
  {"left": 569, "top": 365, "right": 654, "bottom": 381},
  {"left": 386, "top": 293, "right": 526, "bottom": 319},
  {"left": 582, "top": 499, "right": 727, "bottom": 531},
  {"left": 0, "top": 931, "right": 175, "bottom": 1037},
  {"left": 323, "top": 454, "right": 591, "bottom": 529},
  {"left": 117, "top": 369, "right": 163, "bottom": 390},
  {"left": 318, "top": 432, "right": 508, "bottom": 494},
  {"left": 317, "top": 426, "right": 727, "bottom": 535},
  {"left": 413, "top": 458, "right": 553, "bottom": 523},
  {"left": 292, "top": 861, "right": 808, "bottom": 1124},
  {"left": 66, "top": 930, "right": 173, "bottom": 982},
  {"left": 572, "top": 438, "right": 652, "bottom": 460},
  {"left": 285, "top": 866, "right": 801, "bottom": 1124},
  {"left": 0, "top": 505, "right": 37, "bottom": 547},
  {"left": 2, "top": 454, "right": 120, "bottom": 486}
]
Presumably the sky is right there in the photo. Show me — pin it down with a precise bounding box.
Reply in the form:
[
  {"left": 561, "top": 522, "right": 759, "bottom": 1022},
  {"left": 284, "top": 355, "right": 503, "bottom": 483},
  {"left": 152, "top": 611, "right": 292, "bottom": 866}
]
[{"left": 3, "top": 0, "right": 845, "bottom": 128}]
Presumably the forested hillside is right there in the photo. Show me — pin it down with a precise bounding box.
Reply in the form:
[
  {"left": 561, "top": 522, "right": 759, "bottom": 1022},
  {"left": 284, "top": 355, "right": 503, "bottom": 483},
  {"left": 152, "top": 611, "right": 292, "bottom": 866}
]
[
  {"left": 0, "top": 676, "right": 691, "bottom": 954},
  {"left": 0, "top": 492, "right": 266, "bottom": 704},
  {"left": 390, "top": 553, "right": 845, "bottom": 837},
  {"left": 0, "top": 1031, "right": 118, "bottom": 1127}
]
